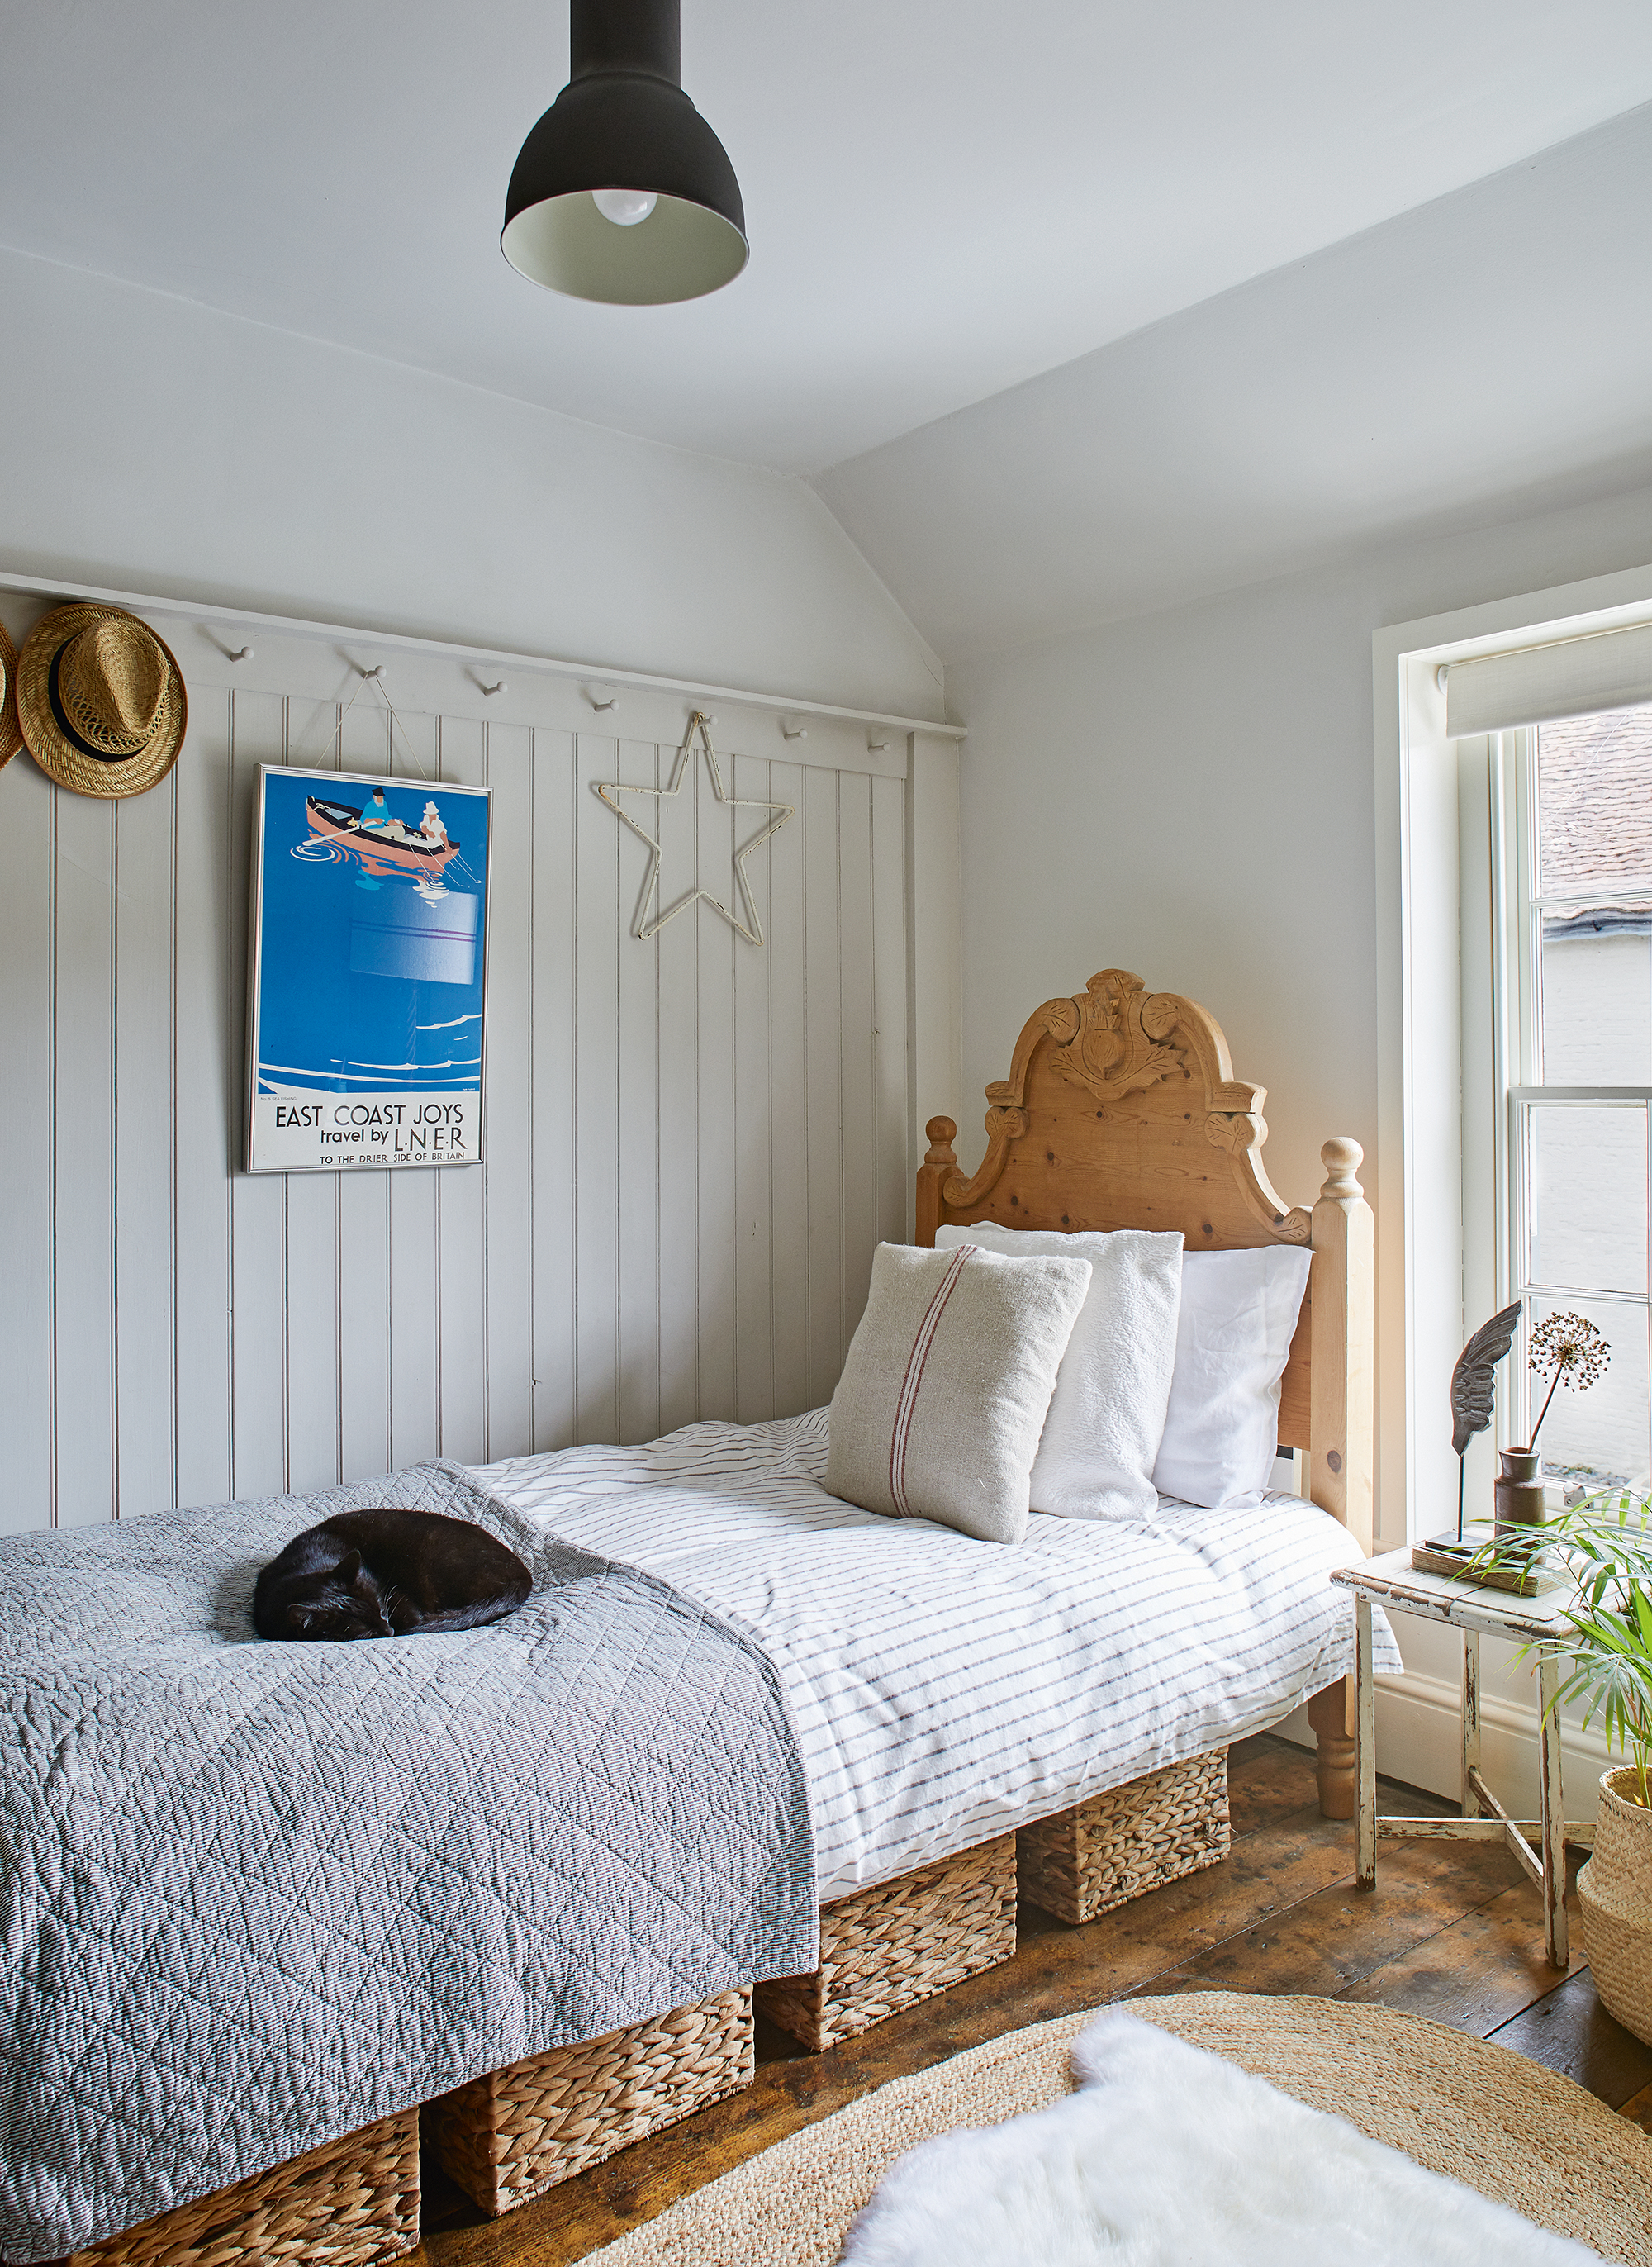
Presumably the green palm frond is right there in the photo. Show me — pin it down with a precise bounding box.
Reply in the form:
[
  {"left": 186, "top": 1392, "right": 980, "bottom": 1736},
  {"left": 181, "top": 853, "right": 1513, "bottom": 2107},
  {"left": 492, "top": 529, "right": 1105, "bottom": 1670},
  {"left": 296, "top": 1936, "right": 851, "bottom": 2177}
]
[{"left": 1475, "top": 1488, "right": 1652, "bottom": 1808}]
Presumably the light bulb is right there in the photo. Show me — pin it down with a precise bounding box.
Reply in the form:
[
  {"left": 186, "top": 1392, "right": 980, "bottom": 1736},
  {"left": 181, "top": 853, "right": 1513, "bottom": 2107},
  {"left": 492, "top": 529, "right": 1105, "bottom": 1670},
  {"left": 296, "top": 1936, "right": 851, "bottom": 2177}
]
[{"left": 591, "top": 188, "right": 658, "bottom": 227}]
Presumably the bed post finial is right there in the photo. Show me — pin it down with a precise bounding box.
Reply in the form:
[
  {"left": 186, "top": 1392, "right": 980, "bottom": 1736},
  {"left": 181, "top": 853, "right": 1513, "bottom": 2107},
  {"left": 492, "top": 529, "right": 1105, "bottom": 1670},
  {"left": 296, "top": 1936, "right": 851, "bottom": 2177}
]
[
  {"left": 1319, "top": 1136, "right": 1364, "bottom": 1203},
  {"left": 917, "top": 1118, "right": 957, "bottom": 1247}
]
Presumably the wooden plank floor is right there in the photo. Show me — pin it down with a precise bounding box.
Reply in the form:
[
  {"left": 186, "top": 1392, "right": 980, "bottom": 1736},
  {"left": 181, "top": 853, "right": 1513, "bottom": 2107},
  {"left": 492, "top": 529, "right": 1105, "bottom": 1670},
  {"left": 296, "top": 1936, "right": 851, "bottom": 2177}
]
[{"left": 412, "top": 1735, "right": 1652, "bottom": 2265}]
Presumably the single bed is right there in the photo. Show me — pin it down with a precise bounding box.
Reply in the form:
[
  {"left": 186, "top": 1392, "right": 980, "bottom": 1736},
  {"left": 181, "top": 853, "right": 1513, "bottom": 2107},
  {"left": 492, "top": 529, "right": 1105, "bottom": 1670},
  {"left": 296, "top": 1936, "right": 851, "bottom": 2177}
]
[
  {"left": 4, "top": 965, "right": 1393, "bottom": 2261},
  {"left": 475, "top": 964, "right": 1398, "bottom": 2069}
]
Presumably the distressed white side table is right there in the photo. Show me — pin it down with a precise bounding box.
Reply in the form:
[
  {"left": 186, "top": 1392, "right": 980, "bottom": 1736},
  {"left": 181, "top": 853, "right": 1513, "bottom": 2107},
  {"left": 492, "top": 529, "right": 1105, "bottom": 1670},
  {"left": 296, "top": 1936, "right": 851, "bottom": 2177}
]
[{"left": 1330, "top": 1550, "right": 1595, "bottom": 1968}]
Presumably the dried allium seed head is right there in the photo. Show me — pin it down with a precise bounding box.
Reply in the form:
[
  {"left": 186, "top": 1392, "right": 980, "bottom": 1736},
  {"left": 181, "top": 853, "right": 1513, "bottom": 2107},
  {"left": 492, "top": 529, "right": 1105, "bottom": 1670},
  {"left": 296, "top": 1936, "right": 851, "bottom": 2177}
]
[{"left": 1529, "top": 1311, "right": 1611, "bottom": 1392}]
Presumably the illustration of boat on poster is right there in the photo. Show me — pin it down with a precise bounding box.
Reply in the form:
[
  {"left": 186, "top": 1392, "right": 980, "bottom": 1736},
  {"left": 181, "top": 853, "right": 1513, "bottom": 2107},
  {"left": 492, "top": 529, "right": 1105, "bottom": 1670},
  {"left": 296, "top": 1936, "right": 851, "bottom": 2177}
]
[{"left": 245, "top": 766, "right": 491, "bottom": 1172}]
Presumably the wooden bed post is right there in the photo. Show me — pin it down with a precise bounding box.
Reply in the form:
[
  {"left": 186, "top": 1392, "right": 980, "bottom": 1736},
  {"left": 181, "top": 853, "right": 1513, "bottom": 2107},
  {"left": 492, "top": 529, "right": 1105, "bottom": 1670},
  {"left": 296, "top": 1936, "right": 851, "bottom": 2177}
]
[
  {"left": 1308, "top": 1136, "right": 1374, "bottom": 1822},
  {"left": 916, "top": 1118, "right": 957, "bottom": 1248}
]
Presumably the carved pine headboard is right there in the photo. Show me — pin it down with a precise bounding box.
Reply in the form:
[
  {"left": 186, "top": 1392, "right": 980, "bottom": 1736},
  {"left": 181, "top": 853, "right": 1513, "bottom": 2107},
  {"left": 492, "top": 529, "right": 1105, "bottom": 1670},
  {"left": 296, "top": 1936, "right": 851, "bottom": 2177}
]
[{"left": 916, "top": 970, "right": 1373, "bottom": 1552}]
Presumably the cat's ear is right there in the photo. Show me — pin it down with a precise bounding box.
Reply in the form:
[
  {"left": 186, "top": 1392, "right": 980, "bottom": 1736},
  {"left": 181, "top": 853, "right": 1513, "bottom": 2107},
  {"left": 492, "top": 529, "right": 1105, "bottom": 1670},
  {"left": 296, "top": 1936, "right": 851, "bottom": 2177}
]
[{"left": 337, "top": 1549, "right": 363, "bottom": 1585}]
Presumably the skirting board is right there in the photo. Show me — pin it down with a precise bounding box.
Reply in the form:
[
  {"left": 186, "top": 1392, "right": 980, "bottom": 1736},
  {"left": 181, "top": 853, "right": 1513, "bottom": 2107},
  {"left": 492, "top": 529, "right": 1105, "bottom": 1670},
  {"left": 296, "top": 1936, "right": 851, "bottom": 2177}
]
[{"left": 1275, "top": 1672, "right": 1615, "bottom": 1826}]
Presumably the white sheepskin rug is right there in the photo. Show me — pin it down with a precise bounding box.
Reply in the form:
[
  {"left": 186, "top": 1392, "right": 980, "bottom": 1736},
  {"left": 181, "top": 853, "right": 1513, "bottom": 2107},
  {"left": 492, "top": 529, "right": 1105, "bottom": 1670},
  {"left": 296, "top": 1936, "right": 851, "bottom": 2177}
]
[{"left": 838, "top": 2008, "right": 1605, "bottom": 2266}]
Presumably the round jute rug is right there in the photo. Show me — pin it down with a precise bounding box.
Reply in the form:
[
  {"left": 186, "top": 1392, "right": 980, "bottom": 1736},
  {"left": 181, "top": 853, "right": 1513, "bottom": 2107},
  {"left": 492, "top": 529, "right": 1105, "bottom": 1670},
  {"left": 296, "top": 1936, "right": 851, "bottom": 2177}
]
[{"left": 583, "top": 1991, "right": 1652, "bottom": 2265}]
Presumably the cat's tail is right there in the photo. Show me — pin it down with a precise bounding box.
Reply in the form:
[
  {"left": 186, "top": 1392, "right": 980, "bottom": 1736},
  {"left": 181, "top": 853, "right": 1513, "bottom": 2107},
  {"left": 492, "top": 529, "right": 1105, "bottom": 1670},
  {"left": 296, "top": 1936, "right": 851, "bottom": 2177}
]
[{"left": 411, "top": 1586, "right": 531, "bottom": 1635}]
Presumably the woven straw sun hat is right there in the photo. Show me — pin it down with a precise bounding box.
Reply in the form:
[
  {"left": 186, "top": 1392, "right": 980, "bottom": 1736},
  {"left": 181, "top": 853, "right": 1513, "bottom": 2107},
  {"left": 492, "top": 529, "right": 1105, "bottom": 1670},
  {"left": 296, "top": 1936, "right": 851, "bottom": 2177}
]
[
  {"left": 0, "top": 619, "right": 21, "bottom": 768},
  {"left": 17, "top": 604, "right": 187, "bottom": 798}
]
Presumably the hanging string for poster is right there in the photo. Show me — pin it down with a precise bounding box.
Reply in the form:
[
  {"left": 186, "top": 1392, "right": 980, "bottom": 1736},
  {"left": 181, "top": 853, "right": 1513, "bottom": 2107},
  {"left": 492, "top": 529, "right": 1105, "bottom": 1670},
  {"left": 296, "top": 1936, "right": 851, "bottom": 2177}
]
[
  {"left": 278, "top": 658, "right": 434, "bottom": 784},
  {"left": 339, "top": 664, "right": 432, "bottom": 782}
]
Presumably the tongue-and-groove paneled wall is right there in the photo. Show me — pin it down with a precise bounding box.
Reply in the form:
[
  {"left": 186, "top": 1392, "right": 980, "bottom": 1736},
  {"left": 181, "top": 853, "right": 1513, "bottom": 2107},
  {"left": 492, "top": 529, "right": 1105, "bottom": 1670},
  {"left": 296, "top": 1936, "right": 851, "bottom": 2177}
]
[{"left": 0, "top": 601, "right": 938, "bottom": 1532}]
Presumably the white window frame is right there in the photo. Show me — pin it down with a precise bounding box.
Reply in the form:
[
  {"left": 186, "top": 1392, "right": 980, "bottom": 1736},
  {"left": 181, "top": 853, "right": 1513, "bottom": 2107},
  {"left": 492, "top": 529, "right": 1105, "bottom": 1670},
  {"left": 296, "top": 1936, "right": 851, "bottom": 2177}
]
[
  {"left": 1488, "top": 727, "right": 1652, "bottom": 1466},
  {"left": 1375, "top": 562, "right": 1652, "bottom": 1548}
]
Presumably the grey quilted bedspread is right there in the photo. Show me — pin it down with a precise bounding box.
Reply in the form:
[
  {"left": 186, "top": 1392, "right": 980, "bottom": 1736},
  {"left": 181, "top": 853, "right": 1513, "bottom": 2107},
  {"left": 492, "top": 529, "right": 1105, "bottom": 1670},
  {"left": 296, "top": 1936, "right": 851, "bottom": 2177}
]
[{"left": 0, "top": 1463, "right": 817, "bottom": 2262}]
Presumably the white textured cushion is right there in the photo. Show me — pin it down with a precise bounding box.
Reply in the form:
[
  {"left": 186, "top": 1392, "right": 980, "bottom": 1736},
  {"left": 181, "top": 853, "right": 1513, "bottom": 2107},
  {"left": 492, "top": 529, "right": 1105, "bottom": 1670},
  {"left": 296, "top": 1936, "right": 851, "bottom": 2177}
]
[
  {"left": 826, "top": 1241, "right": 1091, "bottom": 1544},
  {"left": 1152, "top": 1245, "right": 1313, "bottom": 1509},
  {"left": 935, "top": 1222, "right": 1184, "bottom": 1520}
]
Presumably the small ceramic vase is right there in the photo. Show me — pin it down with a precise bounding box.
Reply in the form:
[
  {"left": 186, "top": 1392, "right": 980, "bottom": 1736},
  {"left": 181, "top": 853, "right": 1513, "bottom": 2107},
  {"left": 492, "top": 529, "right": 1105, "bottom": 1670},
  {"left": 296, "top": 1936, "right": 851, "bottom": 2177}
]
[{"left": 1493, "top": 1446, "right": 1546, "bottom": 1535}]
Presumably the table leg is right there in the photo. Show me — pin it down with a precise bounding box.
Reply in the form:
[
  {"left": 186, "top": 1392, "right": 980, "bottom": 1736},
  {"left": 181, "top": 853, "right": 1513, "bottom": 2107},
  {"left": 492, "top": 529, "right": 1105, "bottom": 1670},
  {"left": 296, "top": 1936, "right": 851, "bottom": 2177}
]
[
  {"left": 1355, "top": 1595, "right": 1376, "bottom": 1886},
  {"left": 1461, "top": 1628, "right": 1481, "bottom": 1818},
  {"left": 1537, "top": 1655, "right": 1567, "bottom": 1968}
]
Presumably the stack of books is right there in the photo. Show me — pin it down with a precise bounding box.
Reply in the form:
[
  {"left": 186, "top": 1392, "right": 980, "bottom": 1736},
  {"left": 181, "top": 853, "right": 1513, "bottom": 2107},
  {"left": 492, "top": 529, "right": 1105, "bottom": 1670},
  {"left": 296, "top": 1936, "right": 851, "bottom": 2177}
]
[{"left": 1409, "top": 1522, "right": 1556, "bottom": 1597}]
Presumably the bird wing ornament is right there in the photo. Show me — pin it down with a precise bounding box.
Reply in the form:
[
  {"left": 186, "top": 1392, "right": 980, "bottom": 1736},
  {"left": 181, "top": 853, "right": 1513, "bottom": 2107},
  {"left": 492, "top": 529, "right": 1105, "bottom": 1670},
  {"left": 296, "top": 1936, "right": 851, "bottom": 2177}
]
[
  {"left": 1450, "top": 1301, "right": 1522, "bottom": 1458},
  {"left": 1445, "top": 1300, "right": 1523, "bottom": 1543}
]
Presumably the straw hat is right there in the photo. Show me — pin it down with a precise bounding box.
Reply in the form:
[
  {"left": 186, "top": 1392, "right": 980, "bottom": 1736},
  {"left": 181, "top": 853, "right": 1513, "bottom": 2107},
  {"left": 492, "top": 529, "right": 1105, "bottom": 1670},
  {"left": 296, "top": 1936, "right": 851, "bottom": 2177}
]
[
  {"left": 17, "top": 604, "right": 187, "bottom": 798},
  {"left": 0, "top": 620, "right": 20, "bottom": 769}
]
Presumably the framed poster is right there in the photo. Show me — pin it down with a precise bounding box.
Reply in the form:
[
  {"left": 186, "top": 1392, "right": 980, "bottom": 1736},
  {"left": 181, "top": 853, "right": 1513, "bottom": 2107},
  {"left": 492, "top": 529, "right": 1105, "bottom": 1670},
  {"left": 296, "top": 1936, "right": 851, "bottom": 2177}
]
[{"left": 245, "top": 767, "right": 490, "bottom": 1172}]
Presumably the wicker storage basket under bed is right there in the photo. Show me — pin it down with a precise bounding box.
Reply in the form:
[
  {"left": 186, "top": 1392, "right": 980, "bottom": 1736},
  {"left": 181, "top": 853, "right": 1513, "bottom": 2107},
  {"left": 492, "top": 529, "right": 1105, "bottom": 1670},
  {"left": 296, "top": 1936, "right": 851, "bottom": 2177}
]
[
  {"left": 1018, "top": 1748, "right": 1232, "bottom": 1925},
  {"left": 756, "top": 1832, "right": 1018, "bottom": 2053},
  {"left": 426, "top": 1986, "right": 754, "bottom": 2218},
  {"left": 65, "top": 2106, "right": 419, "bottom": 2267}
]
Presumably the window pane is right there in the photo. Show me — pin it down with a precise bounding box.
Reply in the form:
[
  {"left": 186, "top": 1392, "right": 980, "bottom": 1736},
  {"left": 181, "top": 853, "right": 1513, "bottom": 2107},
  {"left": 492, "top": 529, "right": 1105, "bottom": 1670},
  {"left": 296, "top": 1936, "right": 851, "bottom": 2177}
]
[
  {"left": 1527, "top": 1105, "right": 1649, "bottom": 1295},
  {"left": 1525, "top": 1295, "right": 1649, "bottom": 1491},
  {"left": 1540, "top": 905, "right": 1652, "bottom": 1082},
  {"left": 1538, "top": 707, "right": 1652, "bottom": 898}
]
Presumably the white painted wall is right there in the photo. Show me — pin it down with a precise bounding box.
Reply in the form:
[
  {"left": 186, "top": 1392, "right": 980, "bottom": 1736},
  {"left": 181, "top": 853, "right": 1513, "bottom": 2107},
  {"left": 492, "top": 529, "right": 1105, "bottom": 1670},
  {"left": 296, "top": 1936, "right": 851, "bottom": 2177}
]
[
  {"left": 0, "top": 611, "right": 914, "bottom": 1534},
  {"left": 0, "top": 245, "right": 943, "bottom": 721},
  {"left": 943, "top": 475, "right": 1652, "bottom": 1811},
  {"left": 946, "top": 475, "right": 1652, "bottom": 1258},
  {"left": 0, "top": 251, "right": 948, "bottom": 1534}
]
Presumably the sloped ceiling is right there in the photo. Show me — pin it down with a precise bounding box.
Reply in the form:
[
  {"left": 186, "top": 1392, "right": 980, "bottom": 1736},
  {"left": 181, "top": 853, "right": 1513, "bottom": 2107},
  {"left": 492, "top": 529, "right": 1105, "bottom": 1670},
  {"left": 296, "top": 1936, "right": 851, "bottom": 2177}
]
[
  {"left": 5, "top": 2, "right": 1652, "bottom": 653},
  {"left": 816, "top": 106, "right": 1652, "bottom": 658}
]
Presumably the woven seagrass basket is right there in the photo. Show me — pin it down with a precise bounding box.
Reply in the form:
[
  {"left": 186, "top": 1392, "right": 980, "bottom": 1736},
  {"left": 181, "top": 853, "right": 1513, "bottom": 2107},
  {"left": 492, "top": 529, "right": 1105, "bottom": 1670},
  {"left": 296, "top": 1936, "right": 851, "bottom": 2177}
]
[
  {"left": 1578, "top": 1765, "right": 1652, "bottom": 2046},
  {"left": 1018, "top": 1748, "right": 1231, "bottom": 1926},
  {"left": 66, "top": 2107, "right": 419, "bottom": 2267},
  {"left": 756, "top": 1832, "right": 1018, "bottom": 2054},
  {"left": 427, "top": 1987, "right": 754, "bottom": 2217}
]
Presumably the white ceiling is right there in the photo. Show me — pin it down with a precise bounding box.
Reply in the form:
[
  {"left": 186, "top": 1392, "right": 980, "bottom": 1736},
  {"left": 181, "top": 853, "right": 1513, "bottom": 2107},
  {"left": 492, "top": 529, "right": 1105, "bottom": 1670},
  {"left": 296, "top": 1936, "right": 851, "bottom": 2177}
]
[
  {"left": 818, "top": 103, "right": 1652, "bottom": 658},
  {"left": 6, "top": 0, "right": 1652, "bottom": 482}
]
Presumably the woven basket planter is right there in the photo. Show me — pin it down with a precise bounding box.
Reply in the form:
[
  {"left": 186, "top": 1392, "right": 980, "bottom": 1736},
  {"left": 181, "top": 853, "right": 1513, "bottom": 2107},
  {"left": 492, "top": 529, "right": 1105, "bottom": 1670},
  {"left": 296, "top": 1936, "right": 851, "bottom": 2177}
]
[
  {"left": 1017, "top": 1748, "right": 1231, "bottom": 1926},
  {"left": 426, "top": 1986, "right": 753, "bottom": 2217},
  {"left": 67, "top": 2107, "right": 419, "bottom": 2267},
  {"left": 756, "top": 1832, "right": 1017, "bottom": 2053},
  {"left": 1578, "top": 1766, "right": 1652, "bottom": 2046}
]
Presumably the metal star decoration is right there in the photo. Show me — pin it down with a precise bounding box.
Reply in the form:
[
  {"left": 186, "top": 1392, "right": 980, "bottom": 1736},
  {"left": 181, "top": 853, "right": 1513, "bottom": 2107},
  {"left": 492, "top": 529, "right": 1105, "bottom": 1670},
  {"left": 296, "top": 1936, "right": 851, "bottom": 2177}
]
[{"left": 594, "top": 710, "right": 793, "bottom": 946}]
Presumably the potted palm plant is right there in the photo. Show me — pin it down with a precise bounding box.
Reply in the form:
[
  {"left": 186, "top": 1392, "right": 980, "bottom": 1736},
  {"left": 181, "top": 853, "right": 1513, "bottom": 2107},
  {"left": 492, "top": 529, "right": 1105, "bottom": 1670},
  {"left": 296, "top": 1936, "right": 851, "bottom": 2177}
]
[{"left": 1485, "top": 1488, "right": 1652, "bottom": 2043}]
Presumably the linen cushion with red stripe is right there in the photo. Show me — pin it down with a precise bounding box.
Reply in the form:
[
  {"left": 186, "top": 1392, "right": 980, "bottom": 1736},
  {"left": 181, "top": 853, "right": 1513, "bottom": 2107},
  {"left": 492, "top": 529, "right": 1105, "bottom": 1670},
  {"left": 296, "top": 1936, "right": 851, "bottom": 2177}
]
[{"left": 824, "top": 1241, "right": 1091, "bottom": 1544}]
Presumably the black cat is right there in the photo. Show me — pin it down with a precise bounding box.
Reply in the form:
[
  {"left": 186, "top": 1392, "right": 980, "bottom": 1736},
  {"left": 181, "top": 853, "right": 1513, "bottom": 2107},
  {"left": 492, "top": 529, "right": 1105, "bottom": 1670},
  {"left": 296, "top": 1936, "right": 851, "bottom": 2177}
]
[{"left": 254, "top": 1509, "right": 533, "bottom": 1642}]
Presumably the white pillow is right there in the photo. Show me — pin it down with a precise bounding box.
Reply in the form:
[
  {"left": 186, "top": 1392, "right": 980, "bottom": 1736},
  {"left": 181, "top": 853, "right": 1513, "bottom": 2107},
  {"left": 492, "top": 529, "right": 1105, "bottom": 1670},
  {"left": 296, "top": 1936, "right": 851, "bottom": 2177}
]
[
  {"left": 1151, "top": 1245, "right": 1313, "bottom": 1509},
  {"left": 934, "top": 1222, "right": 1184, "bottom": 1520},
  {"left": 826, "top": 1241, "right": 1092, "bottom": 1544}
]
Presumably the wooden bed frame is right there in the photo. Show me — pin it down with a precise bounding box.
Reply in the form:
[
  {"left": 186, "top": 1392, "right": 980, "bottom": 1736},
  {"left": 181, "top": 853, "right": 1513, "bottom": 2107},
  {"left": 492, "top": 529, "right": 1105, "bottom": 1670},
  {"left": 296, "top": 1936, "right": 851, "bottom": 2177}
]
[{"left": 916, "top": 968, "right": 1374, "bottom": 1821}]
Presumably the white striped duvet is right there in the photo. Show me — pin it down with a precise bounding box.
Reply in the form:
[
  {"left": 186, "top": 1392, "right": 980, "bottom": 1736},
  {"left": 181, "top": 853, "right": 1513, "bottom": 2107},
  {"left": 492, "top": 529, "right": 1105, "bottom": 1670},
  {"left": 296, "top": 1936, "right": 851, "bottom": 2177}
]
[{"left": 475, "top": 1409, "right": 1401, "bottom": 1903}]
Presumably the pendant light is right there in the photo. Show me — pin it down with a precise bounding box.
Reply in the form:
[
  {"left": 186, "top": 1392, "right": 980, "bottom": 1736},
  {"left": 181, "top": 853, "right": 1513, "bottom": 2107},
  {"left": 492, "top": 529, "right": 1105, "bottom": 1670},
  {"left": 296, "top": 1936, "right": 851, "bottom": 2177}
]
[{"left": 503, "top": 0, "right": 748, "bottom": 306}]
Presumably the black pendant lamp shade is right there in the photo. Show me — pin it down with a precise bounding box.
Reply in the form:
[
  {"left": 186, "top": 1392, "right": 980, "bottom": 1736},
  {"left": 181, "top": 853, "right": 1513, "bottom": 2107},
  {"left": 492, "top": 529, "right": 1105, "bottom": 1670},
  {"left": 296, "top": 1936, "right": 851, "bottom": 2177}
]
[{"left": 503, "top": 0, "right": 747, "bottom": 305}]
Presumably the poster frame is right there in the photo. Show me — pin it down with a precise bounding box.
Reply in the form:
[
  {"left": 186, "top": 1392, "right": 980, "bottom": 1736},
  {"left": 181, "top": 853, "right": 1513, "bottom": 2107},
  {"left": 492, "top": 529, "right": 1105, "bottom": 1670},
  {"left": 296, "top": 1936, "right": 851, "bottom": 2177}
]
[{"left": 244, "top": 763, "right": 491, "bottom": 1174}]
